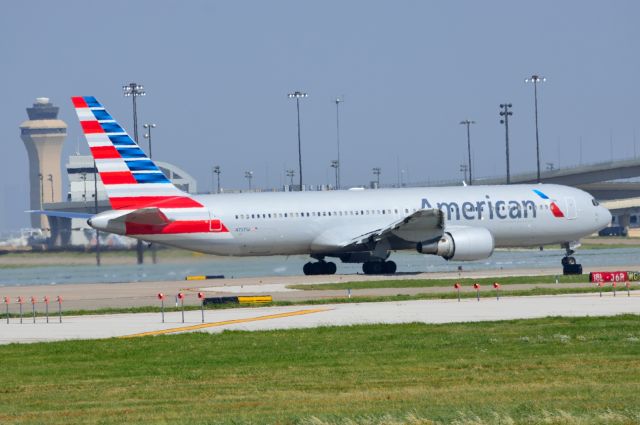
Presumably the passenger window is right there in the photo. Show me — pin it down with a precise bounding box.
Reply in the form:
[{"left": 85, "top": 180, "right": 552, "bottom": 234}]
[
  {"left": 405, "top": 209, "right": 409, "bottom": 213},
  {"left": 235, "top": 215, "right": 238, "bottom": 219},
  {"left": 323, "top": 212, "right": 327, "bottom": 216},
  {"left": 251, "top": 214, "right": 255, "bottom": 219}
]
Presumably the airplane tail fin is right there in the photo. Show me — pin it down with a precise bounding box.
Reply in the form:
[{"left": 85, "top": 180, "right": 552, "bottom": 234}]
[{"left": 71, "top": 96, "right": 202, "bottom": 211}]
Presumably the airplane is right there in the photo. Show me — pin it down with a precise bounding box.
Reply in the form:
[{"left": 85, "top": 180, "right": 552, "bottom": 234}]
[{"left": 53, "top": 96, "right": 612, "bottom": 275}]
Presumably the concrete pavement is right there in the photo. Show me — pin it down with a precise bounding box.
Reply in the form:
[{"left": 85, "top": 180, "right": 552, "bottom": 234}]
[{"left": 1, "top": 292, "right": 637, "bottom": 344}]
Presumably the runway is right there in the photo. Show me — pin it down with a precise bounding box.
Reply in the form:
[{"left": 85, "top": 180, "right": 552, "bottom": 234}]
[
  {"left": 1, "top": 293, "right": 638, "bottom": 344},
  {"left": 2, "top": 263, "right": 639, "bottom": 310}
]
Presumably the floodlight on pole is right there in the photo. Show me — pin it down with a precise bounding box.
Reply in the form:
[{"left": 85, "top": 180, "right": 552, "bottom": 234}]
[
  {"left": 459, "top": 163, "right": 469, "bottom": 182},
  {"left": 288, "top": 91, "right": 307, "bottom": 190},
  {"left": 286, "top": 169, "right": 295, "bottom": 187},
  {"left": 525, "top": 75, "right": 546, "bottom": 183},
  {"left": 244, "top": 171, "right": 253, "bottom": 190},
  {"left": 459, "top": 120, "right": 476, "bottom": 185},
  {"left": 122, "top": 82, "right": 146, "bottom": 265},
  {"left": 330, "top": 160, "right": 339, "bottom": 189},
  {"left": 335, "top": 97, "right": 343, "bottom": 189},
  {"left": 143, "top": 123, "right": 156, "bottom": 159},
  {"left": 499, "top": 103, "right": 513, "bottom": 184},
  {"left": 213, "top": 165, "right": 221, "bottom": 194},
  {"left": 372, "top": 167, "right": 381, "bottom": 187}
]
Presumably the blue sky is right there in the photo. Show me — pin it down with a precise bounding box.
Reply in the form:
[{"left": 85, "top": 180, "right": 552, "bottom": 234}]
[{"left": 1, "top": 1, "right": 639, "bottom": 231}]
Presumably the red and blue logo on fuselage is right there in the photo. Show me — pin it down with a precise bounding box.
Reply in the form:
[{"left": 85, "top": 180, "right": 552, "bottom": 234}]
[{"left": 533, "top": 189, "right": 564, "bottom": 218}]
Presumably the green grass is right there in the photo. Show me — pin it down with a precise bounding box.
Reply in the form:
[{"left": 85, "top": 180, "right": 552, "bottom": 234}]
[
  {"left": 288, "top": 274, "right": 590, "bottom": 291},
  {"left": 1, "top": 315, "right": 639, "bottom": 424}
]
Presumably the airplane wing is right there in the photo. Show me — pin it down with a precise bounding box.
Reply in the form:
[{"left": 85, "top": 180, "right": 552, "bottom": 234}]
[
  {"left": 346, "top": 208, "right": 444, "bottom": 246},
  {"left": 311, "top": 208, "right": 444, "bottom": 251}
]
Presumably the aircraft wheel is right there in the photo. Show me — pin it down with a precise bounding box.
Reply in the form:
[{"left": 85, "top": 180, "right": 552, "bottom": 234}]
[
  {"left": 370, "top": 262, "right": 384, "bottom": 274},
  {"left": 326, "top": 261, "right": 337, "bottom": 275},
  {"left": 383, "top": 261, "right": 397, "bottom": 274},
  {"left": 311, "top": 262, "right": 325, "bottom": 275},
  {"left": 303, "top": 262, "right": 313, "bottom": 275},
  {"left": 566, "top": 256, "right": 576, "bottom": 265},
  {"left": 362, "top": 262, "right": 371, "bottom": 274}
]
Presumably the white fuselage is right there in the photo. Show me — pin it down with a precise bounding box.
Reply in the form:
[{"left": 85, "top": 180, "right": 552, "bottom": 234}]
[{"left": 139, "top": 184, "right": 611, "bottom": 257}]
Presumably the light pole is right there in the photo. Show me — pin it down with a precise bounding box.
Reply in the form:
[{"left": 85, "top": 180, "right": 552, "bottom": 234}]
[
  {"left": 499, "top": 104, "right": 513, "bottom": 184},
  {"left": 459, "top": 120, "right": 475, "bottom": 185},
  {"left": 372, "top": 167, "right": 381, "bottom": 188},
  {"left": 47, "top": 174, "right": 53, "bottom": 202},
  {"left": 330, "top": 160, "right": 339, "bottom": 189},
  {"left": 143, "top": 122, "right": 158, "bottom": 265},
  {"left": 38, "top": 173, "right": 43, "bottom": 209},
  {"left": 93, "top": 160, "right": 101, "bottom": 266},
  {"left": 123, "top": 82, "right": 146, "bottom": 265},
  {"left": 287, "top": 91, "right": 307, "bottom": 190},
  {"left": 335, "top": 97, "right": 343, "bottom": 188},
  {"left": 213, "top": 166, "right": 221, "bottom": 194},
  {"left": 81, "top": 172, "right": 87, "bottom": 206},
  {"left": 525, "top": 75, "right": 546, "bottom": 183},
  {"left": 245, "top": 171, "right": 253, "bottom": 190},
  {"left": 459, "top": 164, "right": 469, "bottom": 183},
  {"left": 286, "top": 169, "right": 295, "bottom": 187},
  {"left": 143, "top": 123, "right": 156, "bottom": 158}
]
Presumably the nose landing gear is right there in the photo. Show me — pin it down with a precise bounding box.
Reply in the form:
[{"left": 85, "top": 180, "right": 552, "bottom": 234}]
[{"left": 561, "top": 243, "right": 582, "bottom": 275}]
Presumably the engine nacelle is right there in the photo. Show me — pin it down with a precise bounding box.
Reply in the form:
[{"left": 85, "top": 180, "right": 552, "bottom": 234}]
[{"left": 417, "top": 226, "right": 494, "bottom": 261}]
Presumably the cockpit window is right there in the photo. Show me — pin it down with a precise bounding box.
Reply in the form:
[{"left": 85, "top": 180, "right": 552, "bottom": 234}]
[{"left": 591, "top": 199, "right": 600, "bottom": 206}]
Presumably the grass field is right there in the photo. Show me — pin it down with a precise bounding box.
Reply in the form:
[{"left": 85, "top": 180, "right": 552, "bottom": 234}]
[
  {"left": 287, "top": 274, "right": 590, "bottom": 291},
  {"left": 1, "top": 315, "right": 639, "bottom": 424}
]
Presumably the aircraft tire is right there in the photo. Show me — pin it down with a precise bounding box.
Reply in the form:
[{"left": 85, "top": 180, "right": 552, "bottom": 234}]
[
  {"left": 567, "top": 256, "right": 576, "bottom": 265},
  {"left": 383, "top": 261, "right": 397, "bottom": 274},
  {"left": 326, "top": 262, "right": 337, "bottom": 275},
  {"left": 303, "top": 262, "right": 313, "bottom": 275}
]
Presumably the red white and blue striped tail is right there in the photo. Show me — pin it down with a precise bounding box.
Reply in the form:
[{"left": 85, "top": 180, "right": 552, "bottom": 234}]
[{"left": 71, "top": 96, "right": 203, "bottom": 211}]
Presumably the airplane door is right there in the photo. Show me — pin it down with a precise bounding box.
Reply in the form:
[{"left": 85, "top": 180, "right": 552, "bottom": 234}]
[
  {"left": 564, "top": 197, "right": 577, "bottom": 220},
  {"left": 209, "top": 212, "right": 222, "bottom": 231}
]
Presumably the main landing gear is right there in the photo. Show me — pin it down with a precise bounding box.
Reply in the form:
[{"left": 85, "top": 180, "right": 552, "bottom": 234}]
[
  {"left": 561, "top": 243, "right": 582, "bottom": 275},
  {"left": 303, "top": 261, "right": 337, "bottom": 275},
  {"left": 362, "top": 261, "right": 397, "bottom": 275}
]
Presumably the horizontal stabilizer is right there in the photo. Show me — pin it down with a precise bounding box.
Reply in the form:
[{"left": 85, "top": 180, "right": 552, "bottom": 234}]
[
  {"left": 115, "top": 207, "right": 171, "bottom": 225},
  {"left": 27, "top": 210, "right": 94, "bottom": 220}
]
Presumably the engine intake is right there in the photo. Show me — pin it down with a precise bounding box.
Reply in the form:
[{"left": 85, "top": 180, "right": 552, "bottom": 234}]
[{"left": 417, "top": 226, "right": 494, "bottom": 261}]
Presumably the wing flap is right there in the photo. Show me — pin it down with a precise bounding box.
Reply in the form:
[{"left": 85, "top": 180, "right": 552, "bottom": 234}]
[{"left": 311, "top": 208, "right": 445, "bottom": 252}]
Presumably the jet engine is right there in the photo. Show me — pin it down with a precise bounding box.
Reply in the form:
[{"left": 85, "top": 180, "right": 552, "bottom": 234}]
[{"left": 417, "top": 226, "right": 494, "bottom": 261}]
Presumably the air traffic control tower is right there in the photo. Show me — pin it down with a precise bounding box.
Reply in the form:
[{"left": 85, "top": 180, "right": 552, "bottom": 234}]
[{"left": 20, "top": 98, "right": 67, "bottom": 229}]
